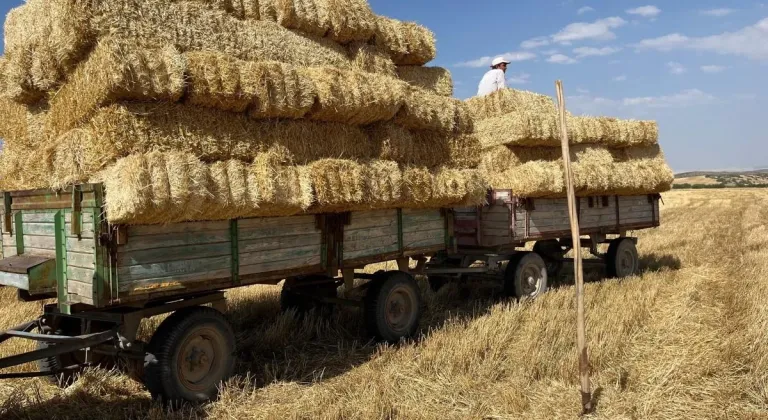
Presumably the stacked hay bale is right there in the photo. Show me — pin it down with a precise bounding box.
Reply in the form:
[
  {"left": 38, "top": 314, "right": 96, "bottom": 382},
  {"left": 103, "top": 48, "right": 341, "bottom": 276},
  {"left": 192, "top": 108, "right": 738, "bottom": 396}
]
[
  {"left": 0, "top": 0, "right": 483, "bottom": 225},
  {"left": 467, "top": 89, "right": 674, "bottom": 197}
]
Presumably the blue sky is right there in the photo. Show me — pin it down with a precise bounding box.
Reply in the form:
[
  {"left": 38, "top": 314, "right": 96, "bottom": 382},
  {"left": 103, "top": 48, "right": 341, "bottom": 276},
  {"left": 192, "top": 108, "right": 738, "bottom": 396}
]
[{"left": 2, "top": 1, "right": 767, "bottom": 172}]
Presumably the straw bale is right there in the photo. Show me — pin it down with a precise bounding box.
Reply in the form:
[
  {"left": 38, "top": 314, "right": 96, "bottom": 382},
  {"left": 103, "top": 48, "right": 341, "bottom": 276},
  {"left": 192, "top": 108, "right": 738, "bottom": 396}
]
[
  {"left": 466, "top": 88, "right": 556, "bottom": 120},
  {"left": 98, "top": 151, "right": 313, "bottom": 224},
  {"left": 396, "top": 66, "right": 453, "bottom": 97},
  {"left": 46, "top": 40, "right": 186, "bottom": 138},
  {"left": 400, "top": 167, "right": 488, "bottom": 209},
  {"left": 396, "top": 87, "right": 472, "bottom": 133},
  {"left": 306, "top": 67, "right": 406, "bottom": 125},
  {"left": 347, "top": 42, "right": 397, "bottom": 76},
  {"left": 373, "top": 17, "right": 436, "bottom": 66},
  {"left": 0, "top": 98, "right": 28, "bottom": 145},
  {"left": 366, "top": 124, "right": 481, "bottom": 169},
  {"left": 92, "top": 2, "right": 353, "bottom": 70},
  {"left": 0, "top": 141, "right": 56, "bottom": 192},
  {"left": 272, "top": 0, "right": 377, "bottom": 43},
  {"left": 3, "top": 0, "right": 93, "bottom": 100},
  {"left": 309, "top": 159, "right": 365, "bottom": 210},
  {"left": 186, "top": 52, "right": 316, "bottom": 118}
]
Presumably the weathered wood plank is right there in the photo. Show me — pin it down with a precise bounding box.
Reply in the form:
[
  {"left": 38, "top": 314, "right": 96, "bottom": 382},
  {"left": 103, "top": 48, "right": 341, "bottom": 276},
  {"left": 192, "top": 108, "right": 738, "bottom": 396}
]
[
  {"left": 21, "top": 212, "right": 58, "bottom": 223},
  {"left": 2, "top": 246, "right": 18, "bottom": 258},
  {"left": 401, "top": 210, "right": 442, "bottom": 224},
  {"left": 239, "top": 224, "right": 320, "bottom": 241},
  {"left": 346, "top": 214, "right": 397, "bottom": 230},
  {"left": 67, "top": 237, "right": 96, "bottom": 254},
  {"left": 479, "top": 212, "right": 510, "bottom": 223},
  {"left": 344, "top": 226, "right": 397, "bottom": 242},
  {"left": 402, "top": 219, "right": 444, "bottom": 234},
  {"left": 353, "top": 209, "right": 397, "bottom": 219},
  {"left": 403, "top": 230, "right": 443, "bottom": 248},
  {"left": 119, "top": 269, "right": 232, "bottom": 293},
  {"left": 240, "top": 257, "right": 321, "bottom": 276},
  {"left": 344, "top": 237, "right": 398, "bottom": 253},
  {"left": 23, "top": 247, "right": 57, "bottom": 258},
  {"left": 238, "top": 215, "right": 316, "bottom": 229},
  {"left": 67, "top": 266, "right": 95, "bottom": 283},
  {"left": 67, "top": 280, "right": 92, "bottom": 298},
  {"left": 21, "top": 222, "right": 57, "bottom": 236},
  {"left": 128, "top": 221, "right": 230, "bottom": 237},
  {"left": 68, "top": 252, "right": 96, "bottom": 270},
  {"left": 239, "top": 234, "right": 321, "bottom": 254},
  {"left": 239, "top": 245, "right": 321, "bottom": 267},
  {"left": 343, "top": 244, "right": 400, "bottom": 261},
  {"left": 118, "top": 243, "right": 232, "bottom": 267},
  {"left": 24, "top": 235, "right": 56, "bottom": 250},
  {"left": 117, "top": 256, "right": 232, "bottom": 282},
  {"left": 119, "top": 231, "right": 231, "bottom": 252},
  {"left": 404, "top": 237, "right": 445, "bottom": 249}
]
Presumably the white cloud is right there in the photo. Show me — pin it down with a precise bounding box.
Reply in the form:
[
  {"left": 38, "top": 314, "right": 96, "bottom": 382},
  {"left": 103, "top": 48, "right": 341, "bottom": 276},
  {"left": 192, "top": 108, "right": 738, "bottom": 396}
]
[
  {"left": 507, "top": 73, "right": 531, "bottom": 84},
  {"left": 613, "top": 75, "right": 627, "bottom": 81},
  {"left": 542, "top": 49, "right": 561, "bottom": 55},
  {"left": 577, "top": 6, "right": 595, "bottom": 15},
  {"left": 634, "top": 18, "right": 768, "bottom": 60},
  {"left": 573, "top": 46, "right": 622, "bottom": 57},
  {"left": 455, "top": 52, "right": 537, "bottom": 68},
  {"left": 568, "top": 89, "right": 716, "bottom": 115},
  {"left": 701, "top": 65, "right": 727, "bottom": 73},
  {"left": 626, "top": 5, "right": 662, "bottom": 18},
  {"left": 667, "top": 61, "right": 687, "bottom": 75},
  {"left": 701, "top": 8, "right": 735, "bottom": 17},
  {"left": 521, "top": 36, "right": 551, "bottom": 49},
  {"left": 548, "top": 54, "right": 578, "bottom": 64},
  {"left": 552, "top": 17, "right": 627, "bottom": 43},
  {"left": 577, "top": 88, "right": 590, "bottom": 94}
]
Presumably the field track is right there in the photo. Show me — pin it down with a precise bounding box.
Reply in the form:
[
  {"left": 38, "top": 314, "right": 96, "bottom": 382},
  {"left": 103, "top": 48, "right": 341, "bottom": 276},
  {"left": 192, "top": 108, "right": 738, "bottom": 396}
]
[{"left": 0, "top": 189, "right": 766, "bottom": 419}]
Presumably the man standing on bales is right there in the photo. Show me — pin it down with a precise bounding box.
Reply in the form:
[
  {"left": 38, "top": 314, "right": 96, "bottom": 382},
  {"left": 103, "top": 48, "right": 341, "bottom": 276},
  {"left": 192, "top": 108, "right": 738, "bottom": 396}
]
[{"left": 477, "top": 57, "right": 510, "bottom": 96}]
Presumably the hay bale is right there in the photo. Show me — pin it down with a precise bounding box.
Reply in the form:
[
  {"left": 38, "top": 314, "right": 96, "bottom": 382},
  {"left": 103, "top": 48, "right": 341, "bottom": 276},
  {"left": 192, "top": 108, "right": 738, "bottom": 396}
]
[
  {"left": 347, "top": 42, "right": 397, "bottom": 76},
  {"left": 309, "top": 159, "right": 365, "bottom": 210},
  {"left": 273, "top": 0, "right": 377, "bottom": 43},
  {"left": 3, "top": 0, "right": 93, "bottom": 101},
  {"left": 466, "top": 88, "right": 556, "bottom": 120},
  {"left": 396, "top": 66, "right": 453, "bottom": 97},
  {"left": 366, "top": 124, "right": 481, "bottom": 169},
  {"left": 186, "top": 52, "right": 317, "bottom": 118},
  {"left": 373, "top": 17, "right": 436, "bottom": 66},
  {"left": 399, "top": 167, "right": 488, "bottom": 209},
  {"left": 247, "top": 153, "right": 314, "bottom": 217},
  {"left": 396, "top": 87, "right": 472, "bottom": 133},
  {"left": 306, "top": 67, "right": 406, "bottom": 125},
  {"left": 0, "top": 98, "right": 29, "bottom": 145},
  {"left": 46, "top": 40, "right": 186, "bottom": 138}
]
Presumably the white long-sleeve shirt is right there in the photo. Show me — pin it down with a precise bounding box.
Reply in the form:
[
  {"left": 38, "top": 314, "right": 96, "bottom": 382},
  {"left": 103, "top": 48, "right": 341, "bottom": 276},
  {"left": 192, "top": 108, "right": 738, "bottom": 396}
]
[{"left": 477, "top": 69, "right": 506, "bottom": 96}]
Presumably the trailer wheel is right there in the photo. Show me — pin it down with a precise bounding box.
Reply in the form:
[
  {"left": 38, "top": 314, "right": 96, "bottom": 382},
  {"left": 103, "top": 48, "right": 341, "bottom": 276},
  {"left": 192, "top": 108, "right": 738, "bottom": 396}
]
[
  {"left": 364, "top": 271, "right": 422, "bottom": 343},
  {"left": 144, "top": 306, "right": 235, "bottom": 405},
  {"left": 606, "top": 238, "right": 639, "bottom": 278},
  {"left": 504, "top": 252, "right": 548, "bottom": 299}
]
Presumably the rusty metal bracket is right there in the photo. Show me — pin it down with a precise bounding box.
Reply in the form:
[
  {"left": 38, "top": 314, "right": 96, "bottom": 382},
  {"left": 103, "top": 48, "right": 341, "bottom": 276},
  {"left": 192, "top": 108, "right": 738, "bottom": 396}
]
[{"left": 71, "top": 185, "right": 82, "bottom": 237}]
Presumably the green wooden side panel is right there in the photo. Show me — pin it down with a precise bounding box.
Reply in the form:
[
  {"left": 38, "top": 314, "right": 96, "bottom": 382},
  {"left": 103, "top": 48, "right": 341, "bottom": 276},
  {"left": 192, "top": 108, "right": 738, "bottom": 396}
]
[
  {"left": 342, "top": 210, "right": 399, "bottom": 262},
  {"left": 401, "top": 209, "right": 445, "bottom": 251}
]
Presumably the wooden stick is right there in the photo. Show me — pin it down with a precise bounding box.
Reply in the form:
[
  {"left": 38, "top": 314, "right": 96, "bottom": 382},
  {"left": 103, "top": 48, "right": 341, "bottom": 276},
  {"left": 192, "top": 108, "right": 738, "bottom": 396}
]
[{"left": 555, "top": 80, "right": 592, "bottom": 414}]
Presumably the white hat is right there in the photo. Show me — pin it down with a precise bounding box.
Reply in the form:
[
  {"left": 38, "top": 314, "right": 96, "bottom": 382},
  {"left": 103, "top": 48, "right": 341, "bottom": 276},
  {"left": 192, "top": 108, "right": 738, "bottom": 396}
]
[{"left": 491, "top": 57, "right": 511, "bottom": 67}]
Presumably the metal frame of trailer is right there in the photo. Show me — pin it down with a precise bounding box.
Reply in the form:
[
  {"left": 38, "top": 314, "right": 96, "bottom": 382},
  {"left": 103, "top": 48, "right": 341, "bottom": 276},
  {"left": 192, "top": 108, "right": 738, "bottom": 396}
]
[{"left": 0, "top": 185, "right": 662, "bottom": 404}]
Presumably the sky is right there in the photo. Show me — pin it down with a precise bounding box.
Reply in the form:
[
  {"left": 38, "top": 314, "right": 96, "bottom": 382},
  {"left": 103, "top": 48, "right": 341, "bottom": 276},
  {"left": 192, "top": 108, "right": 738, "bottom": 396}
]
[{"left": 2, "top": 0, "right": 767, "bottom": 173}]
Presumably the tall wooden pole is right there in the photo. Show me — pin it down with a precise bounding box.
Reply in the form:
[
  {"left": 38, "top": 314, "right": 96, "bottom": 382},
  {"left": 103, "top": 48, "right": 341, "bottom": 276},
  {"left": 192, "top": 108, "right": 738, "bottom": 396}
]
[{"left": 555, "top": 80, "right": 592, "bottom": 414}]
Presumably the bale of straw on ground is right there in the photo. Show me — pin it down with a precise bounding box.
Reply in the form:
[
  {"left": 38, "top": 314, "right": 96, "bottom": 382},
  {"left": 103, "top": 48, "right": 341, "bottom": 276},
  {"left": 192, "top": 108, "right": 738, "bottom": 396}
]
[
  {"left": 347, "top": 42, "right": 397, "bottom": 76},
  {"left": 186, "top": 52, "right": 317, "bottom": 117},
  {"left": 306, "top": 67, "right": 406, "bottom": 125},
  {"left": 96, "top": 151, "right": 313, "bottom": 225},
  {"left": 46, "top": 40, "right": 185, "bottom": 138},
  {"left": 373, "top": 17, "right": 436, "bottom": 66},
  {"left": 396, "top": 87, "right": 473, "bottom": 133},
  {"left": 396, "top": 66, "right": 453, "bottom": 97}
]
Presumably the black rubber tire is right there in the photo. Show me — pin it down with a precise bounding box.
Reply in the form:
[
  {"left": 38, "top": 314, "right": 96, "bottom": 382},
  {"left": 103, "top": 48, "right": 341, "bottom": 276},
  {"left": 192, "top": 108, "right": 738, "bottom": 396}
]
[
  {"left": 533, "top": 240, "right": 565, "bottom": 279},
  {"left": 144, "top": 307, "right": 235, "bottom": 405},
  {"left": 606, "top": 238, "right": 639, "bottom": 278},
  {"left": 280, "top": 277, "right": 338, "bottom": 316},
  {"left": 364, "top": 271, "right": 423, "bottom": 343},
  {"left": 504, "top": 252, "right": 549, "bottom": 299}
]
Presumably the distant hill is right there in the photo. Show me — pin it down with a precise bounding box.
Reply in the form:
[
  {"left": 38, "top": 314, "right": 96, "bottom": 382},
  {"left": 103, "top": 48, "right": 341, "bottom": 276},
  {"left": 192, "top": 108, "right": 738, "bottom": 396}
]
[{"left": 674, "top": 170, "right": 768, "bottom": 189}]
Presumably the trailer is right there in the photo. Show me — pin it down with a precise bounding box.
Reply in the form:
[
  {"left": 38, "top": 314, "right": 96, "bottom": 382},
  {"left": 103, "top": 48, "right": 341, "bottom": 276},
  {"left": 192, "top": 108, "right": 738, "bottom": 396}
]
[{"left": 0, "top": 184, "right": 661, "bottom": 404}]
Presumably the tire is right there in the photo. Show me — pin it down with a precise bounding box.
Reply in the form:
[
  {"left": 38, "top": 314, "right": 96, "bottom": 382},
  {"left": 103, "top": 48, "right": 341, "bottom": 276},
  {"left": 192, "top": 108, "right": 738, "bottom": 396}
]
[
  {"left": 364, "top": 271, "right": 423, "bottom": 343},
  {"left": 533, "top": 240, "right": 565, "bottom": 279},
  {"left": 144, "top": 307, "right": 235, "bottom": 405},
  {"left": 280, "top": 276, "right": 338, "bottom": 316},
  {"left": 606, "top": 238, "right": 639, "bottom": 278},
  {"left": 504, "top": 252, "right": 549, "bottom": 299},
  {"left": 37, "top": 319, "right": 116, "bottom": 387}
]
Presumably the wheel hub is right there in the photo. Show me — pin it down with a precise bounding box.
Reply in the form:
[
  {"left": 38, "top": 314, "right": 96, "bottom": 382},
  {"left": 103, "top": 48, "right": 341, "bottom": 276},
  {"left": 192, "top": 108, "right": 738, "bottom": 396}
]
[
  {"left": 177, "top": 328, "right": 225, "bottom": 391},
  {"left": 521, "top": 265, "right": 542, "bottom": 296},
  {"left": 384, "top": 287, "right": 416, "bottom": 334},
  {"left": 619, "top": 249, "right": 635, "bottom": 275}
]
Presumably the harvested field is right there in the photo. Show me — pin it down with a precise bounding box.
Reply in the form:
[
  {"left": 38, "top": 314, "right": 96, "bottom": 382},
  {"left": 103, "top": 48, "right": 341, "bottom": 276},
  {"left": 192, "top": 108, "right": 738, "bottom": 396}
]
[
  {"left": 397, "top": 66, "right": 453, "bottom": 97},
  {"left": 0, "top": 189, "right": 765, "bottom": 419}
]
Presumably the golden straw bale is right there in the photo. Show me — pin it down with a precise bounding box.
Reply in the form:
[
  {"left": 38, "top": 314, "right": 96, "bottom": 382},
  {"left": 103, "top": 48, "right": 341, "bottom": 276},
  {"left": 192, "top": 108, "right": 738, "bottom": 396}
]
[
  {"left": 0, "top": 142, "right": 55, "bottom": 191},
  {"left": 0, "top": 98, "right": 28, "bottom": 144},
  {"left": 247, "top": 153, "right": 314, "bottom": 217},
  {"left": 274, "top": 0, "right": 331, "bottom": 37},
  {"left": 466, "top": 88, "right": 556, "bottom": 120},
  {"left": 366, "top": 124, "right": 481, "bottom": 169},
  {"left": 306, "top": 67, "right": 406, "bottom": 125},
  {"left": 98, "top": 153, "right": 153, "bottom": 224},
  {"left": 273, "top": 0, "right": 377, "bottom": 43},
  {"left": 396, "top": 87, "right": 472, "bottom": 133},
  {"left": 373, "top": 17, "right": 436, "bottom": 66},
  {"left": 347, "top": 42, "right": 397, "bottom": 76},
  {"left": 396, "top": 66, "right": 453, "bottom": 97},
  {"left": 186, "top": 52, "right": 316, "bottom": 118},
  {"left": 399, "top": 167, "right": 488, "bottom": 209},
  {"left": 0, "top": 56, "right": 7, "bottom": 93},
  {"left": 3, "top": 0, "right": 93, "bottom": 101},
  {"left": 309, "top": 159, "right": 365, "bottom": 210},
  {"left": 46, "top": 40, "right": 186, "bottom": 138},
  {"left": 362, "top": 160, "right": 403, "bottom": 208}
]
